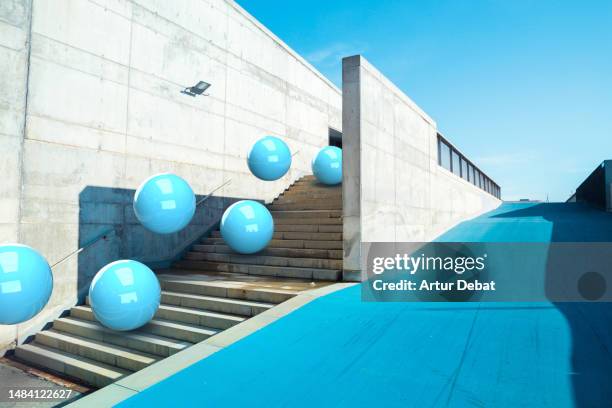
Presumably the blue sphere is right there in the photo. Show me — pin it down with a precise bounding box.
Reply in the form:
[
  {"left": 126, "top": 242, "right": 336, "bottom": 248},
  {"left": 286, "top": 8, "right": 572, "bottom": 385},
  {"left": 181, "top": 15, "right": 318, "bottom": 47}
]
[
  {"left": 89, "top": 260, "right": 160, "bottom": 331},
  {"left": 0, "top": 245, "right": 53, "bottom": 325},
  {"left": 247, "top": 136, "right": 292, "bottom": 181},
  {"left": 312, "top": 146, "right": 342, "bottom": 185},
  {"left": 133, "top": 173, "right": 196, "bottom": 234},
  {"left": 220, "top": 200, "right": 274, "bottom": 254}
]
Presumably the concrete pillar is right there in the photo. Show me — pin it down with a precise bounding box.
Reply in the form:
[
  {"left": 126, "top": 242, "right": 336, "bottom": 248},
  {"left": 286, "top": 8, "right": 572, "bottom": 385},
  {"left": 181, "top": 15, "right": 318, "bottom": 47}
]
[
  {"left": 340, "top": 55, "right": 501, "bottom": 282},
  {"left": 341, "top": 56, "right": 362, "bottom": 282}
]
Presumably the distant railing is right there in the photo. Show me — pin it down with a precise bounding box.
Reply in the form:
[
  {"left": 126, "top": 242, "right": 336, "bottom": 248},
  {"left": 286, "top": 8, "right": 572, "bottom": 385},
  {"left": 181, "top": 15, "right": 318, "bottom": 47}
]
[{"left": 437, "top": 134, "right": 501, "bottom": 199}]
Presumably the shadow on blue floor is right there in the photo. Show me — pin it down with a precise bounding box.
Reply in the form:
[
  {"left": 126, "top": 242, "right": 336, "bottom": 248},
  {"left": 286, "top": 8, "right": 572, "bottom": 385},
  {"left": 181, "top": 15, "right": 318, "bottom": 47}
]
[
  {"left": 117, "top": 202, "right": 612, "bottom": 408},
  {"left": 440, "top": 202, "right": 612, "bottom": 407}
]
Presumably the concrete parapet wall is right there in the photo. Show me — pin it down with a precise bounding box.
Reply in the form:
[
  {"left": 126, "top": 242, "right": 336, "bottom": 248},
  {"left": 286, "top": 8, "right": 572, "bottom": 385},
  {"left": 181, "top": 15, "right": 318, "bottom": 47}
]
[
  {"left": 0, "top": 0, "right": 341, "bottom": 353},
  {"left": 341, "top": 55, "right": 500, "bottom": 279}
]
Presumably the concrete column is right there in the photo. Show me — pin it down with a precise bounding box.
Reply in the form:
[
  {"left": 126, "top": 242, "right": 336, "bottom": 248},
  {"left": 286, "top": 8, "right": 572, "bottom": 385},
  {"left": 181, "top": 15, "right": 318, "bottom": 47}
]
[
  {"left": 341, "top": 56, "right": 362, "bottom": 282},
  {"left": 341, "top": 55, "right": 501, "bottom": 282}
]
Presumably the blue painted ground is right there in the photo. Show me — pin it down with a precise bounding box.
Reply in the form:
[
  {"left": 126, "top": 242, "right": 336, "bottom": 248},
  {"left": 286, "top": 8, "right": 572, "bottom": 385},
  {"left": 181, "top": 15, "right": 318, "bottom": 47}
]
[{"left": 118, "top": 203, "right": 612, "bottom": 408}]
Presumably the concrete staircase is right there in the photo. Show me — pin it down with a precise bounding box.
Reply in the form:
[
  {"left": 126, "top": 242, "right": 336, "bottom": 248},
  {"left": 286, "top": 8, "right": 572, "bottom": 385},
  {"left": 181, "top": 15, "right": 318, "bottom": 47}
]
[
  {"left": 175, "top": 175, "right": 343, "bottom": 280},
  {"left": 12, "top": 175, "right": 342, "bottom": 389}
]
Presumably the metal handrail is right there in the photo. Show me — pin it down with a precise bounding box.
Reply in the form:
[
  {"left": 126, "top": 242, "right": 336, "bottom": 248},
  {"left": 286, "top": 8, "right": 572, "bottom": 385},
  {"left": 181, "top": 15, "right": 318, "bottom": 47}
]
[
  {"left": 51, "top": 227, "right": 116, "bottom": 269},
  {"left": 50, "top": 180, "right": 233, "bottom": 269},
  {"left": 146, "top": 179, "right": 238, "bottom": 263},
  {"left": 196, "top": 179, "right": 232, "bottom": 206}
]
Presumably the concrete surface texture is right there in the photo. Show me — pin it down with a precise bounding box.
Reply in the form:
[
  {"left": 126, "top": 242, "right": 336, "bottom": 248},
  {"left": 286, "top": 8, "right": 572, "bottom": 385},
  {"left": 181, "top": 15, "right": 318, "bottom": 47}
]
[
  {"left": 65, "top": 280, "right": 354, "bottom": 407},
  {"left": 0, "top": 359, "right": 84, "bottom": 407},
  {"left": 10, "top": 175, "right": 343, "bottom": 391},
  {"left": 0, "top": 0, "right": 341, "bottom": 354},
  {"left": 342, "top": 55, "right": 501, "bottom": 277},
  {"left": 0, "top": 0, "right": 31, "bottom": 354},
  {"left": 102, "top": 202, "right": 612, "bottom": 408}
]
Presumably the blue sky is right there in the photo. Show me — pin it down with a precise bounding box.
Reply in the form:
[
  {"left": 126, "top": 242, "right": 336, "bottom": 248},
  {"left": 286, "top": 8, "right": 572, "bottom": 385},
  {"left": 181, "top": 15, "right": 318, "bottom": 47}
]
[{"left": 237, "top": 0, "right": 612, "bottom": 201}]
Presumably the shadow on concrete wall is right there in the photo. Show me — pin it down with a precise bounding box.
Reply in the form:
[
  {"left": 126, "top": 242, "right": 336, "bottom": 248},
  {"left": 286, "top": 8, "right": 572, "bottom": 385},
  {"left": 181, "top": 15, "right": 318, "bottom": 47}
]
[
  {"left": 76, "top": 186, "right": 242, "bottom": 303},
  {"left": 492, "top": 203, "right": 612, "bottom": 407}
]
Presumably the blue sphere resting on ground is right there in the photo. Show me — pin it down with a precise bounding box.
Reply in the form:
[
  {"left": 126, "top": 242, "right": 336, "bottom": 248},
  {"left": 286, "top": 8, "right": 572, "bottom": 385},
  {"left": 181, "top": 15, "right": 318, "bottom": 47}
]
[
  {"left": 89, "top": 260, "right": 160, "bottom": 331},
  {"left": 312, "top": 146, "right": 342, "bottom": 185},
  {"left": 220, "top": 200, "right": 274, "bottom": 254},
  {"left": 247, "top": 136, "right": 292, "bottom": 181},
  {"left": 133, "top": 173, "right": 196, "bottom": 234},
  {"left": 0, "top": 244, "right": 53, "bottom": 325}
]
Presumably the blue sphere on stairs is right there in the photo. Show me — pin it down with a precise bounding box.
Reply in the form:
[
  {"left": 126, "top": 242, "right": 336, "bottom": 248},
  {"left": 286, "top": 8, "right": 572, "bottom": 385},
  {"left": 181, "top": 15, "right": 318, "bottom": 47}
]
[
  {"left": 247, "top": 136, "right": 292, "bottom": 181},
  {"left": 133, "top": 173, "right": 196, "bottom": 234},
  {"left": 89, "top": 260, "right": 160, "bottom": 331},
  {"left": 220, "top": 200, "right": 274, "bottom": 254},
  {"left": 312, "top": 146, "right": 342, "bottom": 185},
  {"left": 0, "top": 244, "right": 53, "bottom": 325}
]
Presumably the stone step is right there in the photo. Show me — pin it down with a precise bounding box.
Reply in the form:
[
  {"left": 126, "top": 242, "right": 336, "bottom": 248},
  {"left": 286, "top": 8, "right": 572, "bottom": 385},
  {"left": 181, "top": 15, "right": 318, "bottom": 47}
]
[
  {"left": 201, "top": 237, "right": 343, "bottom": 250},
  {"left": 161, "top": 290, "right": 274, "bottom": 317},
  {"left": 70, "top": 306, "right": 218, "bottom": 343},
  {"left": 83, "top": 297, "right": 248, "bottom": 330},
  {"left": 271, "top": 210, "right": 341, "bottom": 219},
  {"left": 191, "top": 244, "right": 342, "bottom": 260},
  {"left": 173, "top": 260, "right": 341, "bottom": 281},
  {"left": 282, "top": 184, "right": 341, "bottom": 192},
  {"left": 141, "top": 318, "right": 219, "bottom": 343},
  {"left": 53, "top": 317, "right": 190, "bottom": 357},
  {"left": 210, "top": 230, "right": 342, "bottom": 241},
  {"left": 272, "top": 200, "right": 342, "bottom": 208},
  {"left": 277, "top": 192, "right": 342, "bottom": 200},
  {"left": 269, "top": 202, "right": 342, "bottom": 211},
  {"left": 273, "top": 217, "right": 343, "bottom": 225},
  {"left": 35, "top": 330, "right": 158, "bottom": 372},
  {"left": 14, "top": 343, "right": 129, "bottom": 389},
  {"left": 273, "top": 224, "right": 343, "bottom": 233},
  {"left": 155, "top": 304, "right": 245, "bottom": 330},
  {"left": 184, "top": 251, "right": 343, "bottom": 270},
  {"left": 273, "top": 196, "right": 342, "bottom": 204},
  {"left": 290, "top": 178, "right": 335, "bottom": 185},
  {"left": 158, "top": 278, "right": 296, "bottom": 303},
  {"left": 283, "top": 184, "right": 341, "bottom": 192}
]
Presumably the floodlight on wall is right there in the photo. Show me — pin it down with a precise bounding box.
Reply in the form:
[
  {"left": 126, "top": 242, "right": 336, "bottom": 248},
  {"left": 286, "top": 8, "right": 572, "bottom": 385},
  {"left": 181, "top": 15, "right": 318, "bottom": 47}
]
[{"left": 181, "top": 81, "right": 211, "bottom": 97}]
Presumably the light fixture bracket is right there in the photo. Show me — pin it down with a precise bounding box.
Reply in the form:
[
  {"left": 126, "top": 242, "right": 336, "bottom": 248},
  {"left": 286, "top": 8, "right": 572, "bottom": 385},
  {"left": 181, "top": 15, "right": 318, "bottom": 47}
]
[{"left": 181, "top": 80, "right": 211, "bottom": 97}]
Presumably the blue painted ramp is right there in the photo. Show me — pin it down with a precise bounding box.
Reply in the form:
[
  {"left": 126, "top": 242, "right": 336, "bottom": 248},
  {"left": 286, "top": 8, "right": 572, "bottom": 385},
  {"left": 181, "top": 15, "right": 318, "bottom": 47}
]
[{"left": 118, "top": 203, "right": 612, "bottom": 408}]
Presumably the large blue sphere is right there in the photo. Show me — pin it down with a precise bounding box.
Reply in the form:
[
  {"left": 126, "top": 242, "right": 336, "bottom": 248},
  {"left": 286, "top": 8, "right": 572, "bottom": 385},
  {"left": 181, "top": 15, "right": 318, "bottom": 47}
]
[
  {"left": 133, "top": 173, "right": 196, "bottom": 234},
  {"left": 220, "top": 200, "right": 274, "bottom": 254},
  {"left": 89, "top": 260, "right": 160, "bottom": 331},
  {"left": 0, "top": 245, "right": 53, "bottom": 325},
  {"left": 247, "top": 136, "right": 292, "bottom": 181},
  {"left": 312, "top": 146, "right": 342, "bottom": 185}
]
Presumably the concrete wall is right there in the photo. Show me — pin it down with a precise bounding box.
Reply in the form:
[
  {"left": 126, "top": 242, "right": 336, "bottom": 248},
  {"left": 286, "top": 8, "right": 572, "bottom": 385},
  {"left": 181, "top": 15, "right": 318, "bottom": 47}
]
[
  {"left": 0, "top": 0, "right": 341, "bottom": 353},
  {"left": 0, "top": 0, "right": 32, "bottom": 353},
  {"left": 342, "top": 55, "right": 500, "bottom": 279}
]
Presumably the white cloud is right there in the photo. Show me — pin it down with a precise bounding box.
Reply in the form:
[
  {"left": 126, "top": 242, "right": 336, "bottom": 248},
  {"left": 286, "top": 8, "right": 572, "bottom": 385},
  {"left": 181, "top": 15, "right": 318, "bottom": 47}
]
[{"left": 305, "top": 42, "right": 368, "bottom": 67}]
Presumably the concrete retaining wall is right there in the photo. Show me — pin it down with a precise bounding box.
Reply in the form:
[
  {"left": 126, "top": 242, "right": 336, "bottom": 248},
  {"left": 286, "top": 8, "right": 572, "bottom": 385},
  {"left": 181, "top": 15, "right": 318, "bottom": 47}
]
[
  {"left": 0, "top": 0, "right": 341, "bottom": 353},
  {"left": 0, "top": 0, "right": 32, "bottom": 353},
  {"left": 342, "top": 55, "right": 500, "bottom": 279}
]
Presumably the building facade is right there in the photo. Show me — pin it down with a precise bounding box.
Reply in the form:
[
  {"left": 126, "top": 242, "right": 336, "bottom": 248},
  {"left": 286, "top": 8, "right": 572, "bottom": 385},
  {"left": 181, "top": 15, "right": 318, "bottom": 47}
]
[{"left": 0, "top": 0, "right": 341, "bottom": 353}]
